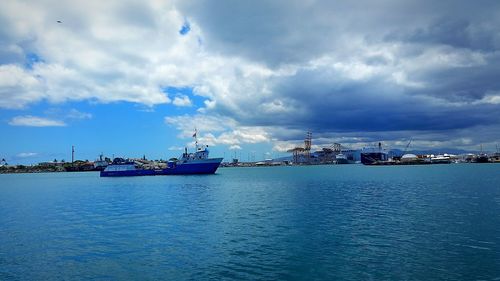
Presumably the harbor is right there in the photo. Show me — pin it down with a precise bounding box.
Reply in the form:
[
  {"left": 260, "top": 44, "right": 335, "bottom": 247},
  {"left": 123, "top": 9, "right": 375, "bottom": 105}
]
[
  {"left": 221, "top": 133, "right": 500, "bottom": 167},
  {"left": 2, "top": 0, "right": 500, "bottom": 280},
  {"left": 2, "top": 132, "right": 499, "bottom": 174}
]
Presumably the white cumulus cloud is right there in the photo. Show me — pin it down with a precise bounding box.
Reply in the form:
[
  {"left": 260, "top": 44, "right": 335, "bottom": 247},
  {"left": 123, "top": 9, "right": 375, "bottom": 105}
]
[
  {"left": 172, "top": 95, "right": 192, "bottom": 107},
  {"left": 9, "top": 115, "right": 66, "bottom": 127},
  {"left": 2, "top": 0, "right": 500, "bottom": 150},
  {"left": 16, "top": 152, "right": 38, "bottom": 158},
  {"left": 67, "top": 109, "right": 92, "bottom": 120}
]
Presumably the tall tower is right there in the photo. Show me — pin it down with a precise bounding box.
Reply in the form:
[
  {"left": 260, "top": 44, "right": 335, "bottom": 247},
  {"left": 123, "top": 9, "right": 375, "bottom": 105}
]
[
  {"left": 71, "top": 145, "right": 75, "bottom": 163},
  {"left": 304, "top": 132, "right": 312, "bottom": 163}
]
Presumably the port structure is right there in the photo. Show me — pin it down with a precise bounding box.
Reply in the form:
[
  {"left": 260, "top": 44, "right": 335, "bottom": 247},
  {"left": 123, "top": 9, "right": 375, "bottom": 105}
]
[
  {"left": 331, "top": 143, "right": 341, "bottom": 153},
  {"left": 288, "top": 147, "right": 305, "bottom": 164},
  {"left": 286, "top": 133, "right": 353, "bottom": 164},
  {"left": 304, "top": 131, "right": 312, "bottom": 162},
  {"left": 287, "top": 132, "right": 313, "bottom": 164}
]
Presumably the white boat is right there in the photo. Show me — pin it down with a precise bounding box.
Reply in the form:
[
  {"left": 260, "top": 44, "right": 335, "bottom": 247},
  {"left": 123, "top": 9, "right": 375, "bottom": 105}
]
[
  {"left": 430, "top": 154, "right": 452, "bottom": 164},
  {"left": 335, "top": 153, "right": 349, "bottom": 164}
]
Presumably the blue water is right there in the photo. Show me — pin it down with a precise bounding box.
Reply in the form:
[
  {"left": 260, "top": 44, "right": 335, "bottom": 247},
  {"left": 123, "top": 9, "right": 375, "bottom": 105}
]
[{"left": 1, "top": 164, "right": 499, "bottom": 280}]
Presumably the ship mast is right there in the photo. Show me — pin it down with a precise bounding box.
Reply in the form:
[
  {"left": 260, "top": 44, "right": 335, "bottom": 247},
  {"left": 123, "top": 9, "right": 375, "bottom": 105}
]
[{"left": 193, "top": 128, "right": 198, "bottom": 150}]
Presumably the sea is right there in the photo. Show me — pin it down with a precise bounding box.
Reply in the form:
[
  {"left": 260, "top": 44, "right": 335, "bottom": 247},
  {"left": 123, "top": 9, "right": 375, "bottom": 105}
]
[{"left": 1, "top": 164, "right": 499, "bottom": 280}]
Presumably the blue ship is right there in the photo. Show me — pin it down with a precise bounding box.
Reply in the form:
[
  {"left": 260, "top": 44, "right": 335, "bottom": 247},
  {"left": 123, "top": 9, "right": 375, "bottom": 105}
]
[{"left": 100, "top": 136, "right": 223, "bottom": 177}]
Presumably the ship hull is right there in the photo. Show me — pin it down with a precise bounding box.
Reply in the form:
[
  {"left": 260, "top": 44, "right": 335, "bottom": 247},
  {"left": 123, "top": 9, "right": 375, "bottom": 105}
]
[
  {"left": 100, "top": 158, "right": 223, "bottom": 177},
  {"left": 336, "top": 159, "right": 349, "bottom": 164},
  {"left": 475, "top": 156, "right": 490, "bottom": 163},
  {"left": 156, "top": 159, "right": 223, "bottom": 175},
  {"left": 361, "top": 152, "right": 388, "bottom": 165},
  {"left": 100, "top": 169, "right": 156, "bottom": 177}
]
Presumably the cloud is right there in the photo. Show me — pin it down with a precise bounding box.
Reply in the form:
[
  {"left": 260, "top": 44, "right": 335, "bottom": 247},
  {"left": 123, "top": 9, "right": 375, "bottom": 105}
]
[
  {"left": 474, "top": 92, "right": 500, "bottom": 105},
  {"left": 172, "top": 95, "right": 192, "bottom": 107},
  {"left": 229, "top": 145, "right": 242, "bottom": 150},
  {"left": 168, "top": 146, "right": 184, "bottom": 151},
  {"left": 165, "top": 114, "right": 271, "bottom": 148},
  {"left": 0, "top": 0, "right": 190, "bottom": 109},
  {"left": 9, "top": 115, "right": 66, "bottom": 127},
  {"left": 66, "top": 109, "right": 92, "bottom": 119},
  {"left": 7, "top": 109, "right": 92, "bottom": 127},
  {"left": 272, "top": 141, "right": 302, "bottom": 153},
  {"left": 172, "top": 1, "right": 500, "bottom": 148},
  {"left": 2, "top": 0, "right": 500, "bottom": 150},
  {"left": 16, "top": 152, "right": 38, "bottom": 158},
  {"left": 165, "top": 114, "right": 233, "bottom": 138},
  {"left": 0, "top": 64, "right": 43, "bottom": 109}
]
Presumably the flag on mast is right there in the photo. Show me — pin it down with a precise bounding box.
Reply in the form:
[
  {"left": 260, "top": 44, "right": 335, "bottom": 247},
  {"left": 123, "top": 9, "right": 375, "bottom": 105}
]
[{"left": 192, "top": 129, "right": 197, "bottom": 138}]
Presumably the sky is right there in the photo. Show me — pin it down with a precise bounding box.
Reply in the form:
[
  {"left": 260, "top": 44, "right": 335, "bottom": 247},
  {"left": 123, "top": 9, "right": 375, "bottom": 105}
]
[{"left": 1, "top": 0, "right": 500, "bottom": 164}]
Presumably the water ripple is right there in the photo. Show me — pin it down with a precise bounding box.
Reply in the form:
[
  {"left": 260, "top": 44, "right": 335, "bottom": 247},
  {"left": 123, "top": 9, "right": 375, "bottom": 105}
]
[{"left": 1, "top": 165, "right": 500, "bottom": 280}]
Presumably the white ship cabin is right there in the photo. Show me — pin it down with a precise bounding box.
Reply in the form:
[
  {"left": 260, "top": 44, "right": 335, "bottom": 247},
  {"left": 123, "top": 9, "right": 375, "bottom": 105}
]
[
  {"left": 104, "top": 163, "right": 136, "bottom": 172},
  {"left": 181, "top": 145, "right": 210, "bottom": 161},
  {"left": 104, "top": 158, "right": 137, "bottom": 171}
]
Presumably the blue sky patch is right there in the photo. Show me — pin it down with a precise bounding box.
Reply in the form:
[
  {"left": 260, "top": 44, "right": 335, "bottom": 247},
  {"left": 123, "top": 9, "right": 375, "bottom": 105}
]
[
  {"left": 179, "top": 20, "right": 191, "bottom": 35},
  {"left": 162, "top": 86, "right": 204, "bottom": 109},
  {"left": 24, "top": 53, "right": 43, "bottom": 69}
]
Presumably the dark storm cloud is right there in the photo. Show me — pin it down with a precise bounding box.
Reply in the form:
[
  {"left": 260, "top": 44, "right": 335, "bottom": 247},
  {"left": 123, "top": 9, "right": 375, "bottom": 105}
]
[
  {"left": 244, "top": 67, "right": 498, "bottom": 132},
  {"left": 180, "top": 0, "right": 500, "bottom": 65},
  {"left": 412, "top": 60, "right": 500, "bottom": 102},
  {"left": 177, "top": 0, "right": 500, "bottom": 147},
  {"left": 194, "top": 2, "right": 335, "bottom": 66},
  {"left": 387, "top": 18, "right": 500, "bottom": 52}
]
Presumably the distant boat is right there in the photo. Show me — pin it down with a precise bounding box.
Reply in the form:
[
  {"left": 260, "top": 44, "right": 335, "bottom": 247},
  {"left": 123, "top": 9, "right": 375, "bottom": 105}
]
[
  {"left": 475, "top": 145, "right": 490, "bottom": 163},
  {"left": 491, "top": 153, "right": 500, "bottom": 163},
  {"left": 475, "top": 154, "right": 490, "bottom": 163},
  {"left": 430, "top": 154, "right": 452, "bottom": 164},
  {"left": 361, "top": 143, "right": 389, "bottom": 165},
  {"left": 93, "top": 154, "right": 109, "bottom": 171},
  {"left": 335, "top": 153, "right": 349, "bottom": 164}
]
